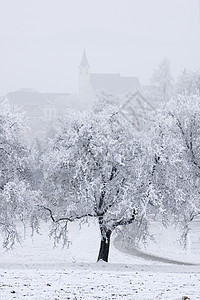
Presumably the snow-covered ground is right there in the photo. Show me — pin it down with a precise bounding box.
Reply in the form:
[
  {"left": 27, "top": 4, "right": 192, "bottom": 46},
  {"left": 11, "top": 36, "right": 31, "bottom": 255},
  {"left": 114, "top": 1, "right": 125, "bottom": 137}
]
[{"left": 0, "top": 220, "right": 200, "bottom": 300}]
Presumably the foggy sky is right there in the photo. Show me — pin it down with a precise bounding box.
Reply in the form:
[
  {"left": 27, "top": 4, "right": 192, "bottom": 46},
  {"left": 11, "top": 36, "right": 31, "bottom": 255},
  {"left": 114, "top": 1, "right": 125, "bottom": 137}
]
[{"left": 0, "top": 0, "right": 200, "bottom": 95}]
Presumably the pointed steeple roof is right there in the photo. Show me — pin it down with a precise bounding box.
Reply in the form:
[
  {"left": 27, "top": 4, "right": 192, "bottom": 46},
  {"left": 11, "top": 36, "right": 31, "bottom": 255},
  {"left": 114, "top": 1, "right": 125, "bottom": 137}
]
[{"left": 79, "top": 50, "right": 90, "bottom": 68}]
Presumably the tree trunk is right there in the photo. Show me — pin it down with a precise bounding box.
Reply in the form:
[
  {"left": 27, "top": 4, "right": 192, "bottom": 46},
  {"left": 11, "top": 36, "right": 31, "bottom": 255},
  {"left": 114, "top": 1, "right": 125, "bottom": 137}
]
[{"left": 97, "top": 228, "right": 112, "bottom": 262}]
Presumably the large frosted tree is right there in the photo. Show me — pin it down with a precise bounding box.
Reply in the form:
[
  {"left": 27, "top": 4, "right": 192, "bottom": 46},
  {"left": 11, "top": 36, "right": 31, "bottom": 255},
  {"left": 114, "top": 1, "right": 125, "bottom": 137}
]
[
  {"left": 0, "top": 102, "right": 39, "bottom": 248},
  {"left": 42, "top": 107, "right": 153, "bottom": 262},
  {"left": 149, "top": 94, "right": 200, "bottom": 246}
]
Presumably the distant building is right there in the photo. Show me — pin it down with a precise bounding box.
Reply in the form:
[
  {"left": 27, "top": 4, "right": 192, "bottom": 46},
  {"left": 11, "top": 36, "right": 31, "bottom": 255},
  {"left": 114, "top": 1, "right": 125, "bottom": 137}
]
[
  {"left": 79, "top": 50, "right": 141, "bottom": 108},
  {"left": 2, "top": 51, "right": 141, "bottom": 137},
  {"left": 4, "top": 89, "right": 79, "bottom": 139}
]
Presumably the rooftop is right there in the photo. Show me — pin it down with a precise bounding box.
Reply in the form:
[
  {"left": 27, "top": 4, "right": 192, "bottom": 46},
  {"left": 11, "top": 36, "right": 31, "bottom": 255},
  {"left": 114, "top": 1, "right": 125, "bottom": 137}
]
[
  {"left": 6, "top": 89, "right": 54, "bottom": 106},
  {"left": 90, "top": 73, "right": 140, "bottom": 95}
]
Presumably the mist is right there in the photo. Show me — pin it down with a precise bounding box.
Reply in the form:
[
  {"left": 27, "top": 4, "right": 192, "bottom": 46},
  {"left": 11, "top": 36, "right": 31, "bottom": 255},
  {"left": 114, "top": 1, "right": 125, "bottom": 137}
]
[{"left": 0, "top": 0, "right": 199, "bottom": 95}]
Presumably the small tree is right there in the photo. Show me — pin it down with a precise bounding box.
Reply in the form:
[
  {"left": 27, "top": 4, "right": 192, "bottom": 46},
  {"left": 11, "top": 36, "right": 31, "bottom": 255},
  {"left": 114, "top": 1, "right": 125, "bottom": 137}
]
[
  {"left": 42, "top": 107, "right": 153, "bottom": 262},
  {"left": 151, "top": 58, "right": 174, "bottom": 101},
  {"left": 176, "top": 69, "right": 200, "bottom": 96}
]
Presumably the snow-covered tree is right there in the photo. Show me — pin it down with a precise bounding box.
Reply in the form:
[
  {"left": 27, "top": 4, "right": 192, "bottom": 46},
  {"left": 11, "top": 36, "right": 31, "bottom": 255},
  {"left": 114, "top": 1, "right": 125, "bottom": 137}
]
[
  {"left": 151, "top": 58, "right": 174, "bottom": 101},
  {"left": 41, "top": 107, "right": 154, "bottom": 262},
  {"left": 149, "top": 94, "right": 200, "bottom": 246},
  {"left": 176, "top": 69, "right": 200, "bottom": 96},
  {"left": 0, "top": 102, "right": 39, "bottom": 248}
]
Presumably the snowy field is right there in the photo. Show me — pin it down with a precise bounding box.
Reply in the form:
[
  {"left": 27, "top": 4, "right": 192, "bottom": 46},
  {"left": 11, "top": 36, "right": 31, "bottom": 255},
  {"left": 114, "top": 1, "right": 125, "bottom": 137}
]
[{"left": 0, "top": 221, "right": 200, "bottom": 300}]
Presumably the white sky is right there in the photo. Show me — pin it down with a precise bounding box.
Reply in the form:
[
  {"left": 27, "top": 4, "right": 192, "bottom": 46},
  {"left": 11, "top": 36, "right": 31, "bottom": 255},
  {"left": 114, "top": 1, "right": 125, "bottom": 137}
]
[{"left": 0, "top": 0, "right": 199, "bottom": 94}]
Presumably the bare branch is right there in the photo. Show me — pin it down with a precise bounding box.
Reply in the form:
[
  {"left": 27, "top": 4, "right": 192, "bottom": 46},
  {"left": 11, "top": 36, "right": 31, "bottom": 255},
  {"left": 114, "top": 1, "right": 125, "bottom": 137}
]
[{"left": 39, "top": 205, "right": 96, "bottom": 223}]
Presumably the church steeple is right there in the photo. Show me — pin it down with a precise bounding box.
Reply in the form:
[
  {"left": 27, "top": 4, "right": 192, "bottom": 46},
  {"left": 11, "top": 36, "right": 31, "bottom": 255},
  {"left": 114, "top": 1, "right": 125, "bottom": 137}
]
[
  {"left": 79, "top": 49, "right": 90, "bottom": 68},
  {"left": 79, "top": 50, "right": 94, "bottom": 109}
]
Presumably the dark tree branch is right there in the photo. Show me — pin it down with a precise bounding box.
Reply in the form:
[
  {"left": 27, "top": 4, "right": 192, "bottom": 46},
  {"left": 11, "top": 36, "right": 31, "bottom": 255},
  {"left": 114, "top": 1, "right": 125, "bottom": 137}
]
[
  {"left": 112, "top": 209, "right": 136, "bottom": 230},
  {"left": 0, "top": 148, "right": 10, "bottom": 156},
  {"left": 10, "top": 122, "right": 17, "bottom": 129},
  {"left": 39, "top": 205, "right": 96, "bottom": 223},
  {"left": 39, "top": 206, "right": 55, "bottom": 222},
  {"left": 141, "top": 153, "right": 161, "bottom": 208},
  {"left": 109, "top": 165, "right": 118, "bottom": 181}
]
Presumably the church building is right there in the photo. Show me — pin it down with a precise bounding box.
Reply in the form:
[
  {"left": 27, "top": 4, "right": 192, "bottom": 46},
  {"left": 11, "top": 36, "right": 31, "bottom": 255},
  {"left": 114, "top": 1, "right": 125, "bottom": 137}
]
[{"left": 79, "top": 50, "right": 141, "bottom": 108}]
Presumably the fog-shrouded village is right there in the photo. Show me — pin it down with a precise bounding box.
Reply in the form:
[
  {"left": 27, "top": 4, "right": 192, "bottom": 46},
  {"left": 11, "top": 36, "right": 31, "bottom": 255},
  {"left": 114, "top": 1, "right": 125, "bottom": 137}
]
[{"left": 0, "top": 1, "right": 200, "bottom": 299}]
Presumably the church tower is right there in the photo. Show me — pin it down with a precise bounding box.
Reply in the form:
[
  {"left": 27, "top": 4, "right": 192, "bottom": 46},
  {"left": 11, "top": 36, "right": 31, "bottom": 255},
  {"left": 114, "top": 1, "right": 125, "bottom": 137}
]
[{"left": 79, "top": 50, "right": 94, "bottom": 109}]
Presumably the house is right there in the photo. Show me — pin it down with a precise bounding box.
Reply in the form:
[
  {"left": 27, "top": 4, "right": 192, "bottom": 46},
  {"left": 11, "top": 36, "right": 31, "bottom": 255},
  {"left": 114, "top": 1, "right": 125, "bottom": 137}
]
[{"left": 4, "top": 89, "right": 58, "bottom": 138}]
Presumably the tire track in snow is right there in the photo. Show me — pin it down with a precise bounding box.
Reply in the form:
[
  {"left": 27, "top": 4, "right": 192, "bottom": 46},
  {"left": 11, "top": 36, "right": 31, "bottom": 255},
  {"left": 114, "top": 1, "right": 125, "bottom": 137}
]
[{"left": 113, "top": 236, "right": 198, "bottom": 266}]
